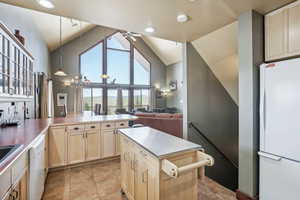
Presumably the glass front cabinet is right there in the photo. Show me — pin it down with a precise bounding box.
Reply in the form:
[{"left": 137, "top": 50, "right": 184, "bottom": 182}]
[{"left": 0, "top": 23, "right": 34, "bottom": 99}]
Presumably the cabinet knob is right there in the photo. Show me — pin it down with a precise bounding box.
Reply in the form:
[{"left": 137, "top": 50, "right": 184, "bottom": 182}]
[
  {"left": 106, "top": 124, "right": 111, "bottom": 127},
  {"left": 91, "top": 126, "right": 96, "bottom": 129},
  {"left": 74, "top": 127, "right": 79, "bottom": 130}
]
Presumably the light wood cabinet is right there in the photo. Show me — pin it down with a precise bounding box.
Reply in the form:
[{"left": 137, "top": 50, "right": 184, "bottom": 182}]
[
  {"left": 67, "top": 124, "right": 101, "bottom": 164},
  {"left": 68, "top": 131, "right": 85, "bottom": 164},
  {"left": 265, "top": 9, "right": 288, "bottom": 61},
  {"left": 288, "top": 3, "right": 300, "bottom": 55},
  {"left": 0, "top": 151, "right": 28, "bottom": 200},
  {"left": 102, "top": 130, "right": 116, "bottom": 158},
  {"left": 48, "top": 120, "right": 129, "bottom": 168},
  {"left": 49, "top": 127, "right": 67, "bottom": 168},
  {"left": 265, "top": 1, "right": 300, "bottom": 61},
  {"left": 86, "top": 130, "right": 101, "bottom": 161}
]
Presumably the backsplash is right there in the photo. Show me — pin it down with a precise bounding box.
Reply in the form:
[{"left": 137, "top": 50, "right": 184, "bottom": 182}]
[{"left": 0, "top": 101, "right": 34, "bottom": 122}]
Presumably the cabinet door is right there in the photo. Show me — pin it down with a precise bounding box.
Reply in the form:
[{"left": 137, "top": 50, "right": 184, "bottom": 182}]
[
  {"left": 265, "top": 10, "right": 288, "bottom": 61},
  {"left": 135, "top": 155, "right": 148, "bottom": 200},
  {"left": 49, "top": 127, "right": 67, "bottom": 168},
  {"left": 115, "top": 132, "right": 120, "bottom": 156},
  {"left": 121, "top": 138, "right": 129, "bottom": 193},
  {"left": 127, "top": 151, "right": 135, "bottom": 200},
  {"left": 102, "top": 130, "right": 116, "bottom": 158},
  {"left": 68, "top": 132, "right": 85, "bottom": 164},
  {"left": 288, "top": 4, "right": 300, "bottom": 56},
  {"left": 86, "top": 130, "right": 100, "bottom": 161}
]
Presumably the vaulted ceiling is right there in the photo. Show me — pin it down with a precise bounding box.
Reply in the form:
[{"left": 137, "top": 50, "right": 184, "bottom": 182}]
[{"left": 0, "top": 0, "right": 295, "bottom": 42}]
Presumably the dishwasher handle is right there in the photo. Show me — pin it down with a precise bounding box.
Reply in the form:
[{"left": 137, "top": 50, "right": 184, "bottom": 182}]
[{"left": 162, "top": 151, "right": 214, "bottom": 178}]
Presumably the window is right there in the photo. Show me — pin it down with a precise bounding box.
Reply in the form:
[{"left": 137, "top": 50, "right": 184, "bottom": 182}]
[
  {"left": 82, "top": 88, "right": 103, "bottom": 112},
  {"left": 134, "top": 49, "right": 150, "bottom": 85},
  {"left": 80, "top": 32, "right": 151, "bottom": 114},
  {"left": 107, "top": 49, "right": 130, "bottom": 84},
  {"left": 107, "top": 32, "right": 130, "bottom": 50},
  {"left": 107, "top": 89, "right": 117, "bottom": 114},
  {"left": 83, "top": 88, "right": 92, "bottom": 111},
  {"left": 134, "top": 89, "right": 150, "bottom": 109},
  {"left": 121, "top": 89, "right": 129, "bottom": 111},
  {"left": 80, "top": 43, "right": 103, "bottom": 83}
]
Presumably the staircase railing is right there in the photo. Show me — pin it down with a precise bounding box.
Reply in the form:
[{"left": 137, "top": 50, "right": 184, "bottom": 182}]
[{"left": 189, "top": 122, "right": 238, "bottom": 169}]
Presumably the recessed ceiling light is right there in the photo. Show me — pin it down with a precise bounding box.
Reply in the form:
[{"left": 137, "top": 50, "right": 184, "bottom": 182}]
[
  {"left": 145, "top": 26, "right": 155, "bottom": 33},
  {"left": 37, "top": 0, "right": 55, "bottom": 9},
  {"left": 177, "top": 14, "right": 189, "bottom": 23}
]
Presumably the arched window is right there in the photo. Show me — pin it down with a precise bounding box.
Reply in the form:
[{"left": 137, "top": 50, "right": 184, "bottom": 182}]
[{"left": 80, "top": 32, "right": 151, "bottom": 114}]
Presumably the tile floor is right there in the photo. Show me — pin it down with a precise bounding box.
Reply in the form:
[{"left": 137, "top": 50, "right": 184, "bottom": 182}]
[{"left": 42, "top": 159, "right": 236, "bottom": 200}]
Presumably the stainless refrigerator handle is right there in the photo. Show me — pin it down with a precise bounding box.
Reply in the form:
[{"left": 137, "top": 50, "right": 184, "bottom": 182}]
[{"left": 258, "top": 152, "right": 282, "bottom": 161}]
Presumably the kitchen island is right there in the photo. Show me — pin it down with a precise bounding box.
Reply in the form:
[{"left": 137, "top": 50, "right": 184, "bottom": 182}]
[{"left": 119, "top": 127, "right": 214, "bottom": 200}]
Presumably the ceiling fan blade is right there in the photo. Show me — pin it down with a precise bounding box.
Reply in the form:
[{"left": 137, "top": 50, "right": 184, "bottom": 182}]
[
  {"left": 130, "top": 35, "right": 137, "bottom": 42},
  {"left": 131, "top": 33, "right": 142, "bottom": 37}
]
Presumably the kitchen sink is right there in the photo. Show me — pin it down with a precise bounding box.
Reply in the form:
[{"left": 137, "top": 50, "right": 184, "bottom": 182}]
[{"left": 0, "top": 144, "right": 22, "bottom": 163}]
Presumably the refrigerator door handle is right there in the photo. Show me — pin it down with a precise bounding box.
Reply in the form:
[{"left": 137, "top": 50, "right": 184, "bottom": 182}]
[
  {"left": 260, "top": 65, "right": 266, "bottom": 149},
  {"left": 258, "top": 152, "right": 282, "bottom": 161}
]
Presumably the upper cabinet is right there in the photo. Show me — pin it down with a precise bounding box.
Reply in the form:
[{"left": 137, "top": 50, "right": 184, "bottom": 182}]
[
  {"left": 0, "top": 22, "right": 34, "bottom": 99},
  {"left": 265, "top": 1, "right": 300, "bottom": 61}
]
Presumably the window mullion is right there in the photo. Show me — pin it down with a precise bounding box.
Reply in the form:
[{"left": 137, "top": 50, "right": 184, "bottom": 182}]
[{"left": 129, "top": 42, "right": 134, "bottom": 111}]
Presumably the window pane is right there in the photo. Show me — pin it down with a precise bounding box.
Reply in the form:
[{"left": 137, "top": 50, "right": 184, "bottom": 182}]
[
  {"left": 121, "top": 89, "right": 129, "bottom": 111},
  {"left": 80, "top": 43, "right": 103, "bottom": 83},
  {"left": 134, "top": 49, "right": 150, "bottom": 85},
  {"left": 107, "top": 49, "right": 130, "bottom": 84},
  {"left": 93, "top": 88, "right": 103, "bottom": 113},
  {"left": 83, "top": 88, "right": 92, "bottom": 111},
  {"left": 134, "top": 89, "right": 150, "bottom": 109},
  {"left": 107, "top": 32, "right": 130, "bottom": 50},
  {"left": 107, "top": 89, "right": 117, "bottom": 114}
]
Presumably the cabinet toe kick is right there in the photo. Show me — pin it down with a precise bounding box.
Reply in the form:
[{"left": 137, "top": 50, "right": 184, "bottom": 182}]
[{"left": 162, "top": 151, "right": 214, "bottom": 178}]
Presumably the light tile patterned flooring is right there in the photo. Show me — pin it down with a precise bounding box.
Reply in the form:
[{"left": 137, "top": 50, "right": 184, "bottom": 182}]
[{"left": 42, "top": 159, "right": 236, "bottom": 200}]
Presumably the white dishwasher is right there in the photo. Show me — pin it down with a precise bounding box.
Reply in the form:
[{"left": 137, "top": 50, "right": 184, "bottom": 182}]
[{"left": 29, "top": 135, "right": 46, "bottom": 200}]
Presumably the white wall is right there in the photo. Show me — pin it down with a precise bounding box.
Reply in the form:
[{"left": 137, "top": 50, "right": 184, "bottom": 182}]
[{"left": 0, "top": 3, "right": 50, "bottom": 120}]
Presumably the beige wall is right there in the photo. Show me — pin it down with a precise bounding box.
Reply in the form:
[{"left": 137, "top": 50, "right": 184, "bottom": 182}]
[
  {"left": 192, "top": 21, "right": 238, "bottom": 104},
  {"left": 166, "top": 62, "right": 183, "bottom": 112}
]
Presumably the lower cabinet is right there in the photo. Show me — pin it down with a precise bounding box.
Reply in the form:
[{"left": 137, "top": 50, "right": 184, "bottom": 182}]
[
  {"left": 49, "top": 127, "right": 67, "bottom": 168},
  {"left": 86, "top": 130, "right": 101, "bottom": 161},
  {"left": 121, "top": 136, "right": 156, "bottom": 200},
  {"left": 0, "top": 152, "right": 28, "bottom": 200},
  {"left": 134, "top": 154, "right": 148, "bottom": 200},
  {"left": 102, "top": 130, "right": 116, "bottom": 158},
  {"left": 68, "top": 132, "right": 86, "bottom": 164},
  {"left": 48, "top": 121, "right": 129, "bottom": 168}
]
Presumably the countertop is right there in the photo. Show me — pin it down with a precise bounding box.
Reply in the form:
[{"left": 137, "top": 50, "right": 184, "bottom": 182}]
[
  {"left": 0, "top": 119, "right": 51, "bottom": 173},
  {"left": 0, "top": 113, "right": 137, "bottom": 174},
  {"left": 119, "top": 126, "right": 202, "bottom": 158},
  {"left": 51, "top": 113, "right": 138, "bottom": 126}
]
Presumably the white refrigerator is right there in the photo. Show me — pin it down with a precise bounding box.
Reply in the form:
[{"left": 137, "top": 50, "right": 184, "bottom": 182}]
[{"left": 259, "top": 58, "right": 300, "bottom": 200}]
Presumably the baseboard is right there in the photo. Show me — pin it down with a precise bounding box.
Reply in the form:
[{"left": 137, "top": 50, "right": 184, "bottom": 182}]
[
  {"left": 48, "top": 156, "right": 120, "bottom": 172},
  {"left": 236, "top": 190, "right": 258, "bottom": 200}
]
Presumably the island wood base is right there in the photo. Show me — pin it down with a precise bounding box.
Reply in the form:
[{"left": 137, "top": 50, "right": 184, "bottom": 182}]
[{"left": 120, "top": 134, "right": 214, "bottom": 200}]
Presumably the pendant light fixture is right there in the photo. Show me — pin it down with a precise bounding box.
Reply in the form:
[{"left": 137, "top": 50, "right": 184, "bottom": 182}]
[{"left": 54, "top": 16, "right": 67, "bottom": 76}]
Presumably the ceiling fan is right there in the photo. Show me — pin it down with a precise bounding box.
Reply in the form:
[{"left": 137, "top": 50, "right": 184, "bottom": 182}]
[{"left": 121, "top": 31, "right": 142, "bottom": 42}]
